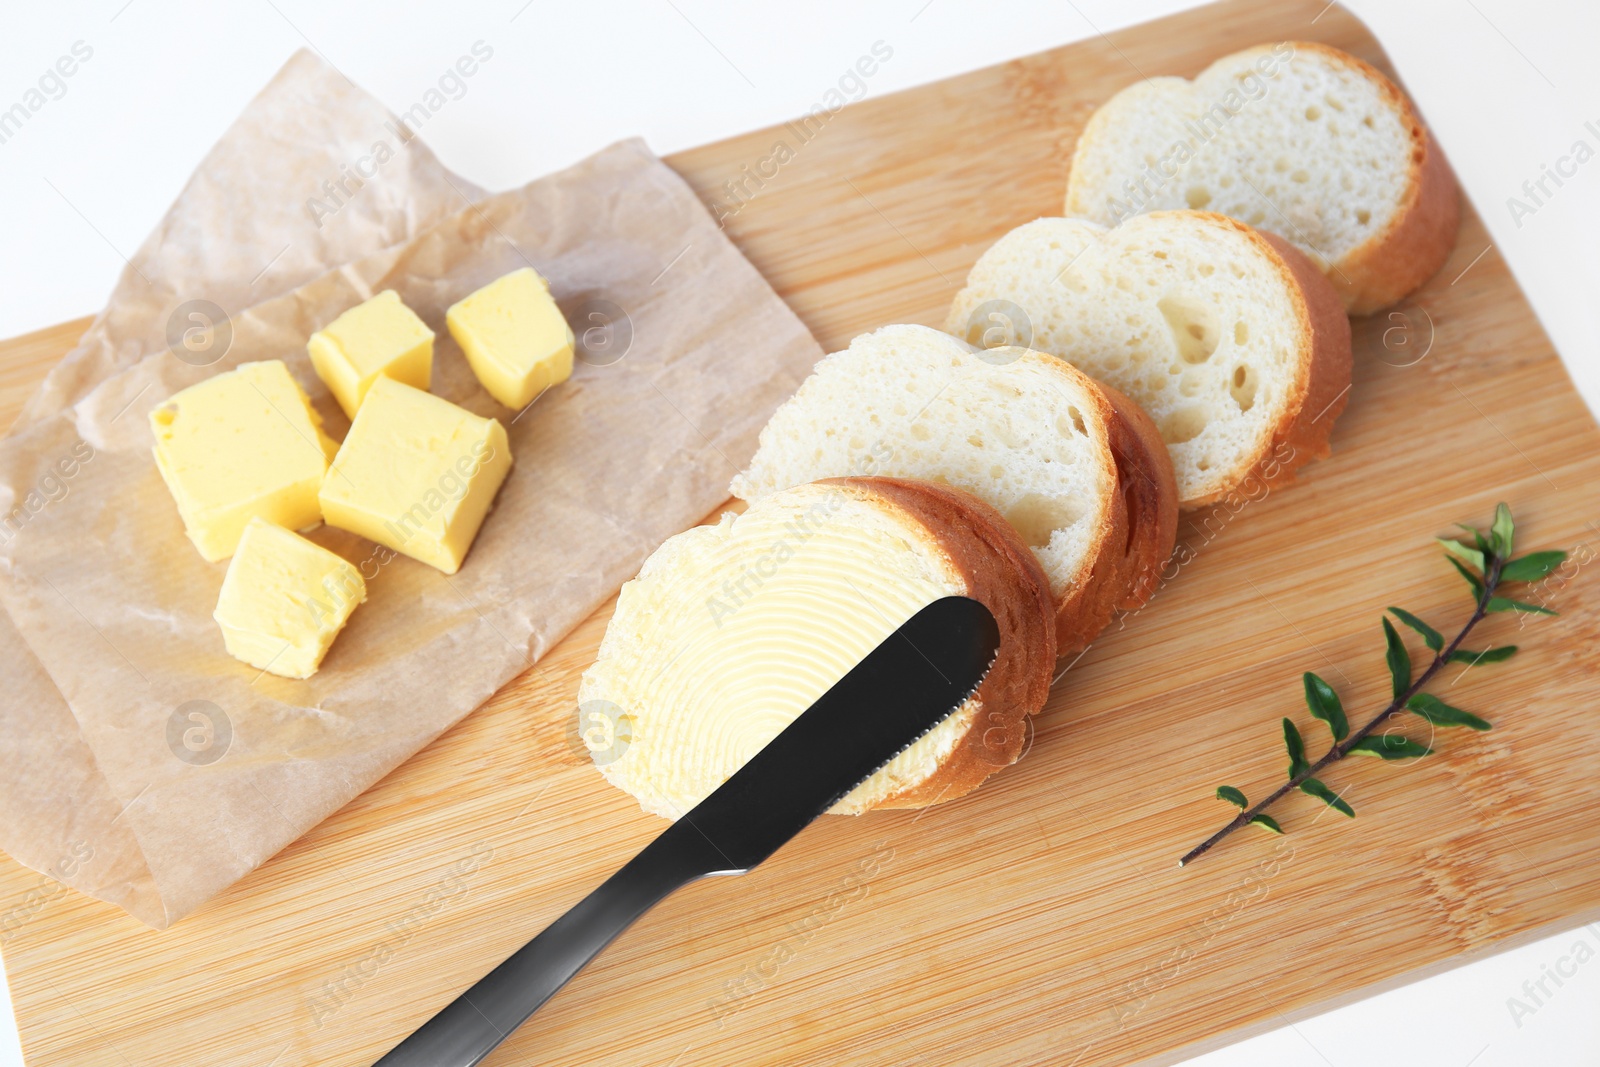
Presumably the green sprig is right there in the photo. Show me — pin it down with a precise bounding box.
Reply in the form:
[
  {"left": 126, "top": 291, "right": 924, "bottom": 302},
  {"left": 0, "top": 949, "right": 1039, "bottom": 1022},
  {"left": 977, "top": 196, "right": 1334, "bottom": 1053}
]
[{"left": 1181, "top": 504, "right": 1565, "bottom": 867}]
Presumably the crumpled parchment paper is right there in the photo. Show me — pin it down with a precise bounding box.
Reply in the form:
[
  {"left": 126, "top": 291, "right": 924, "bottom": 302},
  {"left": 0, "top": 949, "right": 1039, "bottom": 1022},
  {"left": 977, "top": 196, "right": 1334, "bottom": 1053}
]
[{"left": 0, "top": 51, "right": 822, "bottom": 928}]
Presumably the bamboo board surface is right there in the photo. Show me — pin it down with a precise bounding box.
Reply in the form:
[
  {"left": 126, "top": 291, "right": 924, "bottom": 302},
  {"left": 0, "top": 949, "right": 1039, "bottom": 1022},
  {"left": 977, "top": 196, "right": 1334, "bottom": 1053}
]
[{"left": 4, "top": 2, "right": 1600, "bottom": 1064}]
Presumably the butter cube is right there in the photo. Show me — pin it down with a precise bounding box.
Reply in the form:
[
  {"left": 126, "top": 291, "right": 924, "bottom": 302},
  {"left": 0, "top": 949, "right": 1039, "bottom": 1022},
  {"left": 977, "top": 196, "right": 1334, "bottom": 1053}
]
[
  {"left": 318, "top": 377, "right": 512, "bottom": 574},
  {"left": 308, "top": 290, "right": 435, "bottom": 418},
  {"left": 150, "top": 360, "right": 336, "bottom": 562},
  {"left": 446, "top": 268, "right": 574, "bottom": 409},
  {"left": 214, "top": 518, "right": 366, "bottom": 678}
]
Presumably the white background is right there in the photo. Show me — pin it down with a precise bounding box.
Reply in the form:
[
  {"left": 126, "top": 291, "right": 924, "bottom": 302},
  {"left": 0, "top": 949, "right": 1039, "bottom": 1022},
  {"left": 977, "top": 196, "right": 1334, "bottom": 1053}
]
[{"left": 2, "top": 1, "right": 1598, "bottom": 1064}]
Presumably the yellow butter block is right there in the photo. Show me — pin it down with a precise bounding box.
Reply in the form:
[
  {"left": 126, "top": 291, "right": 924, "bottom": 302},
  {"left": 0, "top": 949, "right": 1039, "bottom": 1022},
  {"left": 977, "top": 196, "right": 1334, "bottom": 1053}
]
[
  {"left": 446, "top": 267, "right": 574, "bottom": 409},
  {"left": 150, "top": 360, "right": 337, "bottom": 562},
  {"left": 214, "top": 517, "right": 366, "bottom": 678},
  {"left": 318, "top": 377, "right": 512, "bottom": 574},
  {"left": 308, "top": 290, "right": 435, "bottom": 418}
]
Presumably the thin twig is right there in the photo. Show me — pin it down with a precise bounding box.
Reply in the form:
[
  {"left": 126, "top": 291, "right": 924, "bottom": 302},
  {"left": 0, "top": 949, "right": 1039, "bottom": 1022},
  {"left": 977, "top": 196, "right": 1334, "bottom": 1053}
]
[{"left": 1179, "top": 556, "right": 1504, "bottom": 866}]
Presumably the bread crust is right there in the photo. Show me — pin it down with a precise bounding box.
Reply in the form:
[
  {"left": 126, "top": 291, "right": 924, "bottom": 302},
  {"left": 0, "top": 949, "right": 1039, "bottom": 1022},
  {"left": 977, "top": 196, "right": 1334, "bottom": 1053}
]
[
  {"left": 1290, "top": 42, "right": 1460, "bottom": 315},
  {"left": 1247, "top": 226, "right": 1353, "bottom": 502},
  {"left": 1045, "top": 371, "right": 1178, "bottom": 652},
  {"left": 1097, "top": 380, "right": 1180, "bottom": 610},
  {"left": 820, "top": 477, "right": 1057, "bottom": 810}
]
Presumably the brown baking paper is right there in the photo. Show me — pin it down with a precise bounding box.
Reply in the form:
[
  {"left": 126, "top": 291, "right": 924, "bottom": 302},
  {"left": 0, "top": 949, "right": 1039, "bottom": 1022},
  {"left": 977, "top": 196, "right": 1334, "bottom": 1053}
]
[
  {"left": 15, "top": 49, "right": 485, "bottom": 429},
  {"left": 0, "top": 57, "right": 822, "bottom": 928},
  {"left": 0, "top": 48, "right": 488, "bottom": 929},
  {"left": 0, "top": 52, "right": 487, "bottom": 926}
]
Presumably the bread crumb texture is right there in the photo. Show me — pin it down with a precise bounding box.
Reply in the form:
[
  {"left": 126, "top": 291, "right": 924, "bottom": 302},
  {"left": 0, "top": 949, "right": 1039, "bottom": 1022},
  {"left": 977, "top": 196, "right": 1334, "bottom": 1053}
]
[
  {"left": 946, "top": 213, "right": 1307, "bottom": 506},
  {"left": 1066, "top": 42, "right": 1414, "bottom": 277},
  {"left": 731, "top": 324, "right": 1113, "bottom": 606}
]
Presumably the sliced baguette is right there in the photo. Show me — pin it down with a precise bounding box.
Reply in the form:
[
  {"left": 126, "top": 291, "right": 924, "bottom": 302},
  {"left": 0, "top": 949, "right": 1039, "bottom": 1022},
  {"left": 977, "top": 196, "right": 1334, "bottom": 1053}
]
[
  {"left": 578, "top": 477, "right": 1056, "bottom": 818},
  {"left": 944, "top": 212, "right": 1351, "bottom": 510},
  {"left": 730, "top": 324, "right": 1177, "bottom": 653},
  {"left": 1064, "top": 41, "right": 1458, "bottom": 315}
]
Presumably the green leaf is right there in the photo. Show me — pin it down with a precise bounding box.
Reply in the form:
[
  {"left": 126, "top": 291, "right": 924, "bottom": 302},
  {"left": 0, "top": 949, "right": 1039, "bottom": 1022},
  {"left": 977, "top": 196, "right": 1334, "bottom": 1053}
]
[
  {"left": 1349, "top": 735, "right": 1433, "bottom": 760},
  {"left": 1500, "top": 551, "right": 1567, "bottom": 583},
  {"left": 1283, "top": 717, "right": 1309, "bottom": 778},
  {"left": 1491, "top": 503, "right": 1515, "bottom": 559},
  {"left": 1457, "top": 523, "right": 1492, "bottom": 555},
  {"left": 1216, "top": 785, "right": 1248, "bottom": 808},
  {"left": 1299, "top": 777, "right": 1355, "bottom": 817},
  {"left": 1438, "top": 537, "right": 1486, "bottom": 574},
  {"left": 1447, "top": 556, "right": 1485, "bottom": 598},
  {"left": 1486, "top": 596, "right": 1558, "bottom": 616},
  {"left": 1249, "top": 813, "right": 1284, "bottom": 835},
  {"left": 1382, "top": 617, "right": 1412, "bottom": 701},
  {"left": 1448, "top": 645, "right": 1518, "bottom": 664},
  {"left": 1408, "top": 692, "right": 1492, "bottom": 730},
  {"left": 1388, "top": 607, "right": 1443, "bottom": 653},
  {"left": 1302, "top": 672, "right": 1348, "bottom": 741}
]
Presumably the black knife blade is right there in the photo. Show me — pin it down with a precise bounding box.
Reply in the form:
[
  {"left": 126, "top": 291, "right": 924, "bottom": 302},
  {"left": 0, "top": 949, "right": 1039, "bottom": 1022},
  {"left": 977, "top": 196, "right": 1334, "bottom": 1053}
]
[{"left": 373, "top": 594, "right": 999, "bottom": 1067}]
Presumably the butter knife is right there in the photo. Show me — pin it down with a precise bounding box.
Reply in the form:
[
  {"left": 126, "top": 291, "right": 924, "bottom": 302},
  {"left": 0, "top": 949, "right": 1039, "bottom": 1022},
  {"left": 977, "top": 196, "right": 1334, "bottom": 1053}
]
[{"left": 373, "top": 595, "right": 999, "bottom": 1067}]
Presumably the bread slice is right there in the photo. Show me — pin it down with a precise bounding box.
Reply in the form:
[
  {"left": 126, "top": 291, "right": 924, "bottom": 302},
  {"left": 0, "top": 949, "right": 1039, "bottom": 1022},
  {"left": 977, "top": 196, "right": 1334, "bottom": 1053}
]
[
  {"left": 1064, "top": 41, "right": 1458, "bottom": 315},
  {"left": 944, "top": 212, "right": 1351, "bottom": 510},
  {"left": 578, "top": 477, "right": 1056, "bottom": 818},
  {"left": 730, "top": 324, "right": 1177, "bottom": 653}
]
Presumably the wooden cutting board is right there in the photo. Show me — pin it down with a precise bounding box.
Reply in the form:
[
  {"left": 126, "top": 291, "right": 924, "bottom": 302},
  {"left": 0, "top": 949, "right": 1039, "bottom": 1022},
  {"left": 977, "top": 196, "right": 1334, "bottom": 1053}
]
[{"left": 5, "top": 2, "right": 1600, "bottom": 1064}]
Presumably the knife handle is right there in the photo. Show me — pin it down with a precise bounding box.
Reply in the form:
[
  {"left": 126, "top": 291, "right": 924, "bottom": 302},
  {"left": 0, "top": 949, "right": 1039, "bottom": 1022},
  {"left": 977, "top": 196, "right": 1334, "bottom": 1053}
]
[{"left": 373, "top": 820, "right": 736, "bottom": 1067}]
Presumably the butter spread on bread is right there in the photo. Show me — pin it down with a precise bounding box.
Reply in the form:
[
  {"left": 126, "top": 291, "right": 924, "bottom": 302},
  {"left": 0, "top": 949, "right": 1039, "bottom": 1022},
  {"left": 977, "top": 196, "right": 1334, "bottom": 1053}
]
[
  {"left": 946, "top": 212, "right": 1351, "bottom": 510},
  {"left": 579, "top": 478, "right": 1056, "bottom": 818}
]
